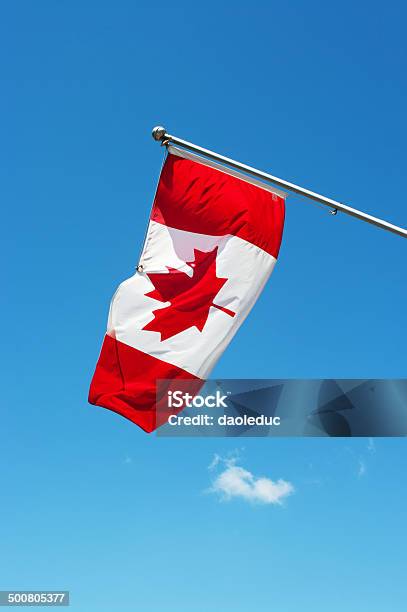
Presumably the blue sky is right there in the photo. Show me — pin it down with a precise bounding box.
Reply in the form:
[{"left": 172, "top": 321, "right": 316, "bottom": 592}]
[{"left": 1, "top": 1, "right": 406, "bottom": 610}]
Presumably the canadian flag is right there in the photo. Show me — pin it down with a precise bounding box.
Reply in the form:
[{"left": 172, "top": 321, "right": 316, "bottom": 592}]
[{"left": 89, "top": 146, "right": 285, "bottom": 432}]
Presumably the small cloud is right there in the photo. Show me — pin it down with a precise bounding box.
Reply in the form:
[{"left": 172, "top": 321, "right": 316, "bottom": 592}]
[
  {"left": 123, "top": 456, "right": 132, "bottom": 465},
  {"left": 367, "top": 438, "right": 376, "bottom": 453},
  {"left": 357, "top": 459, "right": 366, "bottom": 478},
  {"left": 208, "top": 450, "right": 240, "bottom": 471},
  {"left": 208, "top": 453, "right": 221, "bottom": 471},
  {"left": 208, "top": 455, "right": 294, "bottom": 506}
]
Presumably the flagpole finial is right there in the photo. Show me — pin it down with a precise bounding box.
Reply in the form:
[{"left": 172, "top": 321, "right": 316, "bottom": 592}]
[{"left": 152, "top": 126, "right": 166, "bottom": 141}]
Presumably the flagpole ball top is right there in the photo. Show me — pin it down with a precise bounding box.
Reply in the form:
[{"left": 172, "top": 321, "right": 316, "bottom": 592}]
[{"left": 152, "top": 126, "right": 167, "bottom": 141}]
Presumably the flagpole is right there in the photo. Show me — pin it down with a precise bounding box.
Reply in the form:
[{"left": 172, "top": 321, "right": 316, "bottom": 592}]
[{"left": 151, "top": 126, "right": 407, "bottom": 239}]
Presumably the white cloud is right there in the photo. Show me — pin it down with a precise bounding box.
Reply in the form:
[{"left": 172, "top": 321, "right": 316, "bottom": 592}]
[
  {"left": 208, "top": 453, "right": 221, "bottom": 471},
  {"left": 208, "top": 456, "right": 294, "bottom": 506},
  {"left": 357, "top": 458, "right": 366, "bottom": 478},
  {"left": 367, "top": 438, "right": 376, "bottom": 453}
]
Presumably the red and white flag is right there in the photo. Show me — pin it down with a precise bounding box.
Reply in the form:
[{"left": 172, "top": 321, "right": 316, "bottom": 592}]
[{"left": 89, "top": 146, "right": 285, "bottom": 431}]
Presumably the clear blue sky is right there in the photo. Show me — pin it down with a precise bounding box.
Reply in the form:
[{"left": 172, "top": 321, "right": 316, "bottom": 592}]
[{"left": 1, "top": 1, "right": 406, "bottom": 610}]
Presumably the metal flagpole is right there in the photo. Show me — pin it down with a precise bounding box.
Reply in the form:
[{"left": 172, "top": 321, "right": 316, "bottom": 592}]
[{"left": 151, "top": 126, "right": 407, "bottom": 239}]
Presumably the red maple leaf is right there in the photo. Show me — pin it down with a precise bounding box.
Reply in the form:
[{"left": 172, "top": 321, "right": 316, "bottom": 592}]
[{"left": 143, "top": 246, "right": 235, "bottom": 341}]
